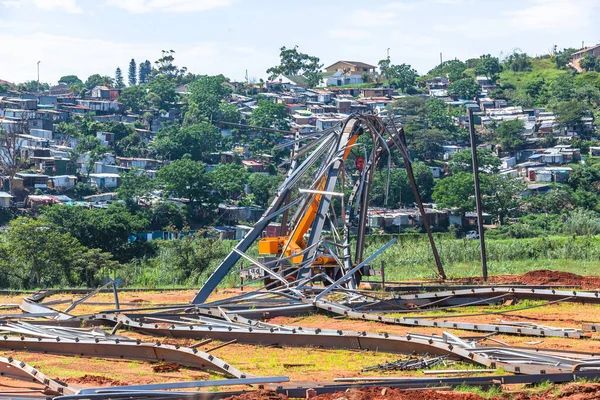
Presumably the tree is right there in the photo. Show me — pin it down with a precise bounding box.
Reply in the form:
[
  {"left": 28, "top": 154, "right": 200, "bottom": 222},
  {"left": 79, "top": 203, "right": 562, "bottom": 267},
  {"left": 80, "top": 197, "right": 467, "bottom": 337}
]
[
  {"left": 427, "top": 59, "right": 466, "bottom": 81},
  {"left": 248, "top": 174, "right": 281, "bottom": 207},
  {"left": 186, "top": 75, "right": 232, "bottom": 123},
  {"left": 128, "top": 58, "right": 137, "bottom": 86},
  {"left": 85, "top": 74, "right": 113, "bottom": 90},
  {"left": 118, "top": 85, "right": 148, "bottom": 114},
  {"left": 553, "top": 48, "right": 578, "bottom": 69},
  {"left": 139, "top": 60, "right": 152, "bottom": 84},
  {"left": 568, "top": 164, "right": 600, "bottom": 193},
  {"left": 412, "top": 161, "right": 435, "bottom": 201},
  {"left": 447, "top": 78, "right": 480, "bottom": 100},
  {"left": 426, "top": 98, "right": 454, "bottom": 131},
  {"left": 211, "top": 163, "right": 249, "bottom": 201},
  {"left": 58, "top": 75, "right": 83, "bottom": 86},
  {"left": 449, "top": 149, "right": 501, "bottom": 174},
  {"left": 474, "top": 54, "right": 501, "bottom": 81},
  {"left": 117, "top": 169, "right": 157, "bottom": 207},
  {"left": 580, "top": 55, "right": 598, "bottom": 72},
  {"left": 480, "top": 174, "right": 525, "bottom": 225},
  {"left": 378, "top": 59, "right": 417, "bottom": 92},
  {"left": 0, "top": 126, "right": 24, "bottom": 194},
  {"left": 16, "top": 81, "right": 49, "bottom": 92},
  {"left": 504, "top": 51, "right": 532, "bottom": 72},
  {"left": 0, "top": 217, "right": 119, "bottom": 288},
  {"left": 147, "top": 201, "right": 188, "bottom": 231},
  {"left": 408, "top": 129, "right": 445, "bottom": 161},
  {"left": 266, "top": 46, "right": 323, "bottom": 88},
  {"left": 41, "top": 204, "right": 149, "bottom": 263},
  {"left": 146, "top": 75, "right": 178, "bottom": 111},
  {"left": 154, "top": 50, "right": 187, "bottom": 80},
  {"left": 218, "top": 102, "right": 241, "bottom": 124},
  {"left": 495, "top": 119, "right": 526, "bottom": 153},
  {"left": 249, "top": 100, "right": 290, "bottom": 130},
  {"left": 553, "top": 100, "right": 593, "bottom": 135},
  {"left": 115, "top": 67, "right": 125, "bottom": 89},
  {"left": 157, "top": 157, "right": 213, "bottom": 207},
  {"left": 432, "top": 172, "right": 476, "bottom": 214},
  {"left": 152, "top": 122, "right": 220, "bottom": 162}
]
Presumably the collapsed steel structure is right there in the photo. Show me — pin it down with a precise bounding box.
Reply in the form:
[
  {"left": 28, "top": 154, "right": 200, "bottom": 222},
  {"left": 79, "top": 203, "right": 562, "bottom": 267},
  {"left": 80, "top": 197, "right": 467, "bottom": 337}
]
[{"left": 3, "top": 115, "right": 600, "bottom": 398}]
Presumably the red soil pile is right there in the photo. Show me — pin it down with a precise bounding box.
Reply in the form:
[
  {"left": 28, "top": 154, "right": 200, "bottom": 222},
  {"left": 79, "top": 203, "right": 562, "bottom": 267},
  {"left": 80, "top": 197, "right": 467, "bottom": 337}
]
[
  {"left": 225, "top": 390, "right": 288, "bottom": 400},
  {"left": 151, "top": 362, "right": 181, "bottom": 373},
  {"left": 63, "top": 374, "right": 125, "bottom": 386},
  {"left": 313, "top": 388, "right": 489, "bottom": 400},
  {"left": 466, "top": 270, "right": 600, "bottom": 289}
]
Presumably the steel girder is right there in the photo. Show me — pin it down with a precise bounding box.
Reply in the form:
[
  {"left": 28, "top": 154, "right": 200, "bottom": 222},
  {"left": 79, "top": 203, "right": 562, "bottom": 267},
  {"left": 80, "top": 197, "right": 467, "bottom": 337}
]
[
  {"left": 0, "top": 356, "right": 77, "bottom": 395},
  {"left": 312, "top": 299, "right": 586, "bottom": 338},
  {"left": 0, "top": 336, "right": 248, "bottom": 378}
]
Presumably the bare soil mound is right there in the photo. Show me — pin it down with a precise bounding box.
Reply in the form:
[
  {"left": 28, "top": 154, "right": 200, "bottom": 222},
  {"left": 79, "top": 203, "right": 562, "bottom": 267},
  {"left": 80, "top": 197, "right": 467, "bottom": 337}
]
[{"left": 465, "top": 269, "right": 600, "bottom": 289}]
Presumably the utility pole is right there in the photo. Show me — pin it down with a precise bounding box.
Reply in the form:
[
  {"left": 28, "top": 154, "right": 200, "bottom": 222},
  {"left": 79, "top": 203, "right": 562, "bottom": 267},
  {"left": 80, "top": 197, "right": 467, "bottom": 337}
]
[
  {"left": 386, "top": 48, "right": 390, "bottom": 59},
  {"left": 468, "top": 108, "right": 488, "bottom": 281},
  {"left": 37, "top": 61, "right": 41, "bottom": 93},
  {"left": 440, "top": 52, "right": 443, "bottom": 65}
]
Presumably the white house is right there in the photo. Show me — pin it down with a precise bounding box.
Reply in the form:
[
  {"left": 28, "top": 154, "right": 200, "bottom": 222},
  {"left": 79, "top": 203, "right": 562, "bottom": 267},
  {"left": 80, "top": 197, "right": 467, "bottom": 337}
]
[
  {"left": 322, "top": 70, "right": 364, "bottom": 87},
  {"left": 0, "top": 191, "right": 13, "bottom": 207},
  {"left": 49, "top": 175, "right": 78, "bottom": 189},
  {"left": 88, "top": 173, "right": 120, "bottom": 189}
]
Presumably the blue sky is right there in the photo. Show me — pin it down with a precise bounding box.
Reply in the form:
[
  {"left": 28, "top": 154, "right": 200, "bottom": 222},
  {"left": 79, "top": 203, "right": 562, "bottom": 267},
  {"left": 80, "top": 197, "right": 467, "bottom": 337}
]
[{"left": 1, "top": 0, "right": 599, "bottom": 85}]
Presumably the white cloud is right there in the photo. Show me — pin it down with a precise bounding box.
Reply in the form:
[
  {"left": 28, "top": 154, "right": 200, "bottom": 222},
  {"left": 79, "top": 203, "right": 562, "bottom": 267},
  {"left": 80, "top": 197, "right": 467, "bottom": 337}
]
[
  {"left": 432, "top": 24, "right": 467, "bottom": 32},
  {"left": 505, "top": 0, "right": 598, "bottom": 30},
  {"left": 1, "top": 1, "right": 21, "bottom": 8},
  {"left": 328, "top": 29, "right": 372, "bottom": 40},
  {"left": 106, "top": 0, "right": 234, "bottom": 13},
  {"left": 0, "top": 32, "right": 264, "bottom": 83},
  {"left": 33, "top": 0, "right": 83, "bottom": 13}
]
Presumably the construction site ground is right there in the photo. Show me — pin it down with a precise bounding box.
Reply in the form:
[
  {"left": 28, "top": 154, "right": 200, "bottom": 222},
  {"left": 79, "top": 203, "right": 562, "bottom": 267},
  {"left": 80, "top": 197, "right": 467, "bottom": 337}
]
[{"left": 3, "top": 270, "right": 600, "bottom": 398}]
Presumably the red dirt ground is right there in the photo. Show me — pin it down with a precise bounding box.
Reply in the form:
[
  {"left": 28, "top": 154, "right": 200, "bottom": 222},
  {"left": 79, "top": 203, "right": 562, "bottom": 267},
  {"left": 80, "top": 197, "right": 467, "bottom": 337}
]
[
  {"left": 463, "top": 270, "right": 600, "bottom": 289},
  {"left": 225, "top": 384, "right": 600, "bottom": 400},
  {"left": 63, "top": 374, "right": 125, "bottom": 386}
]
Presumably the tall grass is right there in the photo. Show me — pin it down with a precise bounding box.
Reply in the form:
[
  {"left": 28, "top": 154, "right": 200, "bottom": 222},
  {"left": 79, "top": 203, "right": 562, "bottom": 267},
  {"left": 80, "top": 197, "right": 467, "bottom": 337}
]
[{"left": 364, "top": 235, "right": 600, "bottom": 280}]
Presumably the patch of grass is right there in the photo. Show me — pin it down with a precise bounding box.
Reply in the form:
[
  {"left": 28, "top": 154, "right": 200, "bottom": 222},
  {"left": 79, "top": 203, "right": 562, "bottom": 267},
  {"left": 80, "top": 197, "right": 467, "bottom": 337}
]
[{"left": 454, "top": 384, "right": 504, "bottom": 398}]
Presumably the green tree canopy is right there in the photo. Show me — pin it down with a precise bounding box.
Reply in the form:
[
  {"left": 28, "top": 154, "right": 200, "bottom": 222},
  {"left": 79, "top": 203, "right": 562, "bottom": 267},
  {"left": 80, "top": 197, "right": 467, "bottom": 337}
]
[
  {"left": 480, "top": 174, "right": 525, "bottom": 225},
  {"left": 146, "top": 75, "right": 178, "bottom": 111},
  {"left": 186, "top": 75, "right": 233, "bottom": 123},
  {"left": 449, "top": 149, "right": 501, "bottom": 174},
  {"left": 210, "top": 163, "right": 249, "bottom": 202},
  {"left": 266, "top": 46, "right": 323, "bottom": 88},
  {"left": 377, "top": 59, "right": 417, "bottom": 92},
  {"left": 495, "top": 119, "right": 526, "bottom": 153},
  {"left": 157, "top": 157, "right": 213, "bottom": 207},
  {"left": 152, "top": 122, "right": 220, "bottom": 162},
  {"left": 432, "top": 172, "right": 476, "bottom": 213},
  {"left": 41, "top": 204, "right": 149, "bottom": 263},
  {"left": 553, "top": 100, "right": 593, "bottom": 135},
  {"left": 447, "top": 78, "right": 480, "bottom": 100},
  {"left": 118, "top": 85, "right": 149, "bottom": 114},
  {"left": 117, "top": 169, "right": 157, "bottom": 207},
  {"left": 474, "top": 54, "right": 501, "bottom": 81},
  {"left": 58, "top": 75, "right": 83, "bottom": 86},
  {"left": 128, "top": 58, "right": 137, "bottom": 86},
  {"left": 248, "top": 173, "right": 281, "bottom": 207},
  {"left": 249, "top": 100, "right": 290, "bottom": 131},
  {"left": 0, "top": 217, "right": 119, "bottom": 288},
  {"left": 85, "top": 74, "right": 113, "bottom": 90}
]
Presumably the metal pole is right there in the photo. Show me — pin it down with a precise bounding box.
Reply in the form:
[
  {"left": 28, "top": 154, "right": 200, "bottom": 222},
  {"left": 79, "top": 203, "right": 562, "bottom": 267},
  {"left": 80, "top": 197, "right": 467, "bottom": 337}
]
[
  {"left": 381, "top": 261, "right": 385, "bottom": 290},
  {"left": 37, "top": 61, "right": 40, "bottom": 94},
  {"left": 468, "top": 108, "right": 488, "bottom": 281},
  {"left": 111, "top": 281, "right": 120, "bottom": 311}
]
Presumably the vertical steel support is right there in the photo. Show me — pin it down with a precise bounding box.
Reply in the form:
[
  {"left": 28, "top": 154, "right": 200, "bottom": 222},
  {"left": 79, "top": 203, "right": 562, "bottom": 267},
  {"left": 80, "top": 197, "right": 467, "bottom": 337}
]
[{"left": 468, "top": 108, "right": 488, "bottom": 281}]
